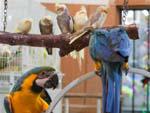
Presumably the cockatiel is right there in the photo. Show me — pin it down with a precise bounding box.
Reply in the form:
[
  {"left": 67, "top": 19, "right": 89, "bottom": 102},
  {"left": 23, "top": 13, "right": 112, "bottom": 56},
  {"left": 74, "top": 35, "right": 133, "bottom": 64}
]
[
  {"left": 39, "top": 16, "right": 53, "bottom": 55},
  {"left": 55, "top": 4, "right": 74, "bottom": 34},
  {"left": 88, "top": 6, "right": 108, "bottom": 28},
  {"left": 73, "top": 6, "right": 88, "bottom": 31},
  {"left": 69, "top": 6, "right": 88, "bottom": 68},
  {"left": 69, "top": 6, "right": 108, "bottom": 44},
  {"left": 89, "top": 27, "right": 130, "bottom": 113},
  {"left": 15, "top": 18, "right": 32, "bottom": 34},
  {"left": 4, "top": 66, "right": 59, "bottom": 113}
]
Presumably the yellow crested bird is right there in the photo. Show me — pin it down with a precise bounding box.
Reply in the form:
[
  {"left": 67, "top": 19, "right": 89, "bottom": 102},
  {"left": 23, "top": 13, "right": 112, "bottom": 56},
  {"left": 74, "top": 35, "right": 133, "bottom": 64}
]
[
  {"left": 73, "top": 6, "right": 88, "bottom": 31},
  {"left": 69, "top": 6, "right": 89, "bottom": 68},
  {"left": 69, "top": 6, "right": 108, "bottom": 45},
  {"left": 15, "top": 18, "right": 32, "bottom": 34}
]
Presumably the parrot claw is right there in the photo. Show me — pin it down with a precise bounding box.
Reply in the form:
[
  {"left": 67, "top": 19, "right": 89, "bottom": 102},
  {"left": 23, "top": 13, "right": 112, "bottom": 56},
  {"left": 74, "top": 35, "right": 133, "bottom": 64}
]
[
  {"left": 122, "top": 62, "right": 129, "bottom": 75},
  {"left": 124, "top": 68, "right": 129, "bottom": 75},
  {"left": 94, "top": 61, "right": 103, "bottom": 77},
  {"left": 95, "top": 70, "right": 102, "bottom": 77}
]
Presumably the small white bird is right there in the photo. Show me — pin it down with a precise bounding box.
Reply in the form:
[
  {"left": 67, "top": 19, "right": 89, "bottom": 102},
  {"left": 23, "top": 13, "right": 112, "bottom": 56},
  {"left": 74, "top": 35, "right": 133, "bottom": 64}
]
[
  {"left": 73, "top": 6, "right": 88, "bottom": 31},
  {"left": 15, "top": 18, "right": 32, "bottom": 34},
  {"left": 69, "top": 6, "right": 108, "bottom": 44},
  {"left": 69, "top": 6, "right": 89, "bottom": 65}
]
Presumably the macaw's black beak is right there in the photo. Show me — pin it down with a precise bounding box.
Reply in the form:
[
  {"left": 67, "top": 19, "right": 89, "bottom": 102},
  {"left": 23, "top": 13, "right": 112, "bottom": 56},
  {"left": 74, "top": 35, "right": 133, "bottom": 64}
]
[
  {"left": 43, "top": 72, "right": 58, "bottom": 89},
  {"left": 36, "top": 71, "right": 59, "bottom": 89}
]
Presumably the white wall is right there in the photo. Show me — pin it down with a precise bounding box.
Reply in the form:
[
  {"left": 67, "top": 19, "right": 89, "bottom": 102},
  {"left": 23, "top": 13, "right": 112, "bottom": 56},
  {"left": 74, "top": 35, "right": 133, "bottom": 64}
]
[{"left": 35, "top": 0, "right": 109, "bottom": 5}]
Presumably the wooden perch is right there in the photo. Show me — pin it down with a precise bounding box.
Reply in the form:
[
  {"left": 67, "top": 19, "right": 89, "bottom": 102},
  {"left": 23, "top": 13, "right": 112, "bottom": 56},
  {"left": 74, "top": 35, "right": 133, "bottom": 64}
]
[{"left": 0, "top": 24, "right": 139, "bottom": 57}]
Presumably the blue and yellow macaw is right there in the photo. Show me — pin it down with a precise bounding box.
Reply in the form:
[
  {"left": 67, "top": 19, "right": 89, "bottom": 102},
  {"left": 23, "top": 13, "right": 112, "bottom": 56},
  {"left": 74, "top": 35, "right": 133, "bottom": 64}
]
[
  {"left": 4, "top": 66, "right": 59, "bottom": 113},
  {"left": 89, "top": 27, "right": 131, "bottom": 113}
]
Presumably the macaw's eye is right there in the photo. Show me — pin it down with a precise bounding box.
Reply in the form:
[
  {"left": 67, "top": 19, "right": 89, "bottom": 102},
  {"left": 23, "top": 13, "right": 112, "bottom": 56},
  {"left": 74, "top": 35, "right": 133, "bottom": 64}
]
[
  {"left": 41, "top": 71, "right": 46, "bottom": 75},
  {"left": 38, "top": 71, "right": 48, "bottom": 79},
  {"left": 45, "top": 74, "right": 50, "bottom": 77},
  {"left": 38, "top": 71, "right": 55, "bottom": 79}
]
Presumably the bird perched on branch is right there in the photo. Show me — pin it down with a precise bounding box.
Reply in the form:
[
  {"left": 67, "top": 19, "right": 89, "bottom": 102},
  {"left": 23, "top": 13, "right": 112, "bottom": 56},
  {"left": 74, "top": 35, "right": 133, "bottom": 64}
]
[
  {"left": 4, "top": 66, "right": 59, "bottom": 113},
  {"left": 39, "top": 16, "right": 53, "bottom": 35},
  {"left": 39, "top": 16, "right": 53, "bottom": 55},
  {"left": 88, "top": 6, "right": 108, "bottom": 28},
  {"left": 73, "top": 6, "right": 88, "bottom": 32},
  {"left": 89, "top": 27, "right": 130, "bottom": 113},
  {"left": 15, "top": 18, "right": 32, "bottom": 34},
  {"left": 69, "top": 6, "right": 108, "bottom": 44},
  {"left": 69, "top": 6, "right": 88, "bottom": 68},
  {"left": 55, "top": 4, "right": 74, "bottom": 34}
]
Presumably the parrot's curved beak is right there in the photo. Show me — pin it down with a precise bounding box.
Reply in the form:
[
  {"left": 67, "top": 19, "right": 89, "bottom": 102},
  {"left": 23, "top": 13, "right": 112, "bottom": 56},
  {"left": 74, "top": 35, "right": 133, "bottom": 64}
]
[{"left": 36, "top": 71, "right": 59, "bottom": 89}]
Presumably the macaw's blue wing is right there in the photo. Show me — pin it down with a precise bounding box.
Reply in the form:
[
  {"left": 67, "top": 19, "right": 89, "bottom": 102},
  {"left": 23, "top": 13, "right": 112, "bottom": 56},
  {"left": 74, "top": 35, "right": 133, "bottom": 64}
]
[
  {"left": 89, "top": 27, "right": 131, "bottom": 113},
  {"left": 89, "top": 27, "right": 131, "bottom": 62},
  {"left": 11, "top": 66, "right": 55, "bottom": 92},
  {"left": 4, "top": 95, "right": 13, "bottom": 113}
]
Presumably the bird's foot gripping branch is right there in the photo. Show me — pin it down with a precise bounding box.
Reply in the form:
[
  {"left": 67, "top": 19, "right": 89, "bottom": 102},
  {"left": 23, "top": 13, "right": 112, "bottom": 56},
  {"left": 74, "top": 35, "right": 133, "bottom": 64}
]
[{"left": 0, "top": 24, "right": 139, "bottom": 57}]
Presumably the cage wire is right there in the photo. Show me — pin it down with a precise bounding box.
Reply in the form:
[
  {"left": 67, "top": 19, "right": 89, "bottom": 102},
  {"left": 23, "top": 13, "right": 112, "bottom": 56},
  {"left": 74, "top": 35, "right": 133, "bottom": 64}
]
[
  {"left": 0, "top": 0, "right": 61, "bottom": 95},
  {"left": 0, "top": 45, "right": 59, "bottom": 93}
]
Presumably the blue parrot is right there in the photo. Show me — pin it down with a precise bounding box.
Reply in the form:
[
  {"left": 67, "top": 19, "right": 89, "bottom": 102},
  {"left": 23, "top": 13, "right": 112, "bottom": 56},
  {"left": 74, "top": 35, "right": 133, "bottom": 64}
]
[{"left": 89, "top": 27, "right": 131, "bottom": 113}]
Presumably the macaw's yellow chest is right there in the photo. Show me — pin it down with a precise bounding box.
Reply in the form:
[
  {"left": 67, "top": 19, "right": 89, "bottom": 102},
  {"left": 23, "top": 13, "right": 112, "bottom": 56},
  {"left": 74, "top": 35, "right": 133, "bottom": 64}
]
[{"left": 10, "top": 74, "right": 48, "bottom": 113}]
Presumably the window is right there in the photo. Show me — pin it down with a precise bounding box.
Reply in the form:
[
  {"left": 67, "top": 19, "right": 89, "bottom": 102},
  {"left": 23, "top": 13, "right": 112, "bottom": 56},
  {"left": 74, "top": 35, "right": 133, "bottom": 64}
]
[{"left": 121, "top": 10, "right": 150, "bottom": 112}]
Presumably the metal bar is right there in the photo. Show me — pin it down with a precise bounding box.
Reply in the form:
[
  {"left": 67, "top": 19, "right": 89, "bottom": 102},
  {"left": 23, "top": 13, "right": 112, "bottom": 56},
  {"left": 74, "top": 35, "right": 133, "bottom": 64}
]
[
  {"left": 64, "top": 93, "right": 102, "bottom": 98},
  {"left": 45, "top": 71, "right": 96, "bottom": 113},
  {"left": 64, "top": 98, "right": 69, "bottom": 113},
  {"left": 132, "top": 10, "right": 136, "bottom": 113},
  {"left": 128, "top": 67, "right": 150, "bottom": 78},
  {"left": 97, "top": 98, "right": 101, "bottom": 113},
  {"left": 45, "top": 68, "right": 150, "bottom": 113},
  {"left": 146, "top": 9, "right": 150, "bottom": 113}
]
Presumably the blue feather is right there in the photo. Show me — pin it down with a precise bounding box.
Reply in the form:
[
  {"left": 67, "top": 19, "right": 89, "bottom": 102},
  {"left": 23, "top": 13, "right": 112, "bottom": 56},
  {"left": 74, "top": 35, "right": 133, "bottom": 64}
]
[
  {"left": 89, "top": 27, "right": 131, "bottom": 113},
  {"left": 89, "top": 27, "right": 131, "bottom": 62}
]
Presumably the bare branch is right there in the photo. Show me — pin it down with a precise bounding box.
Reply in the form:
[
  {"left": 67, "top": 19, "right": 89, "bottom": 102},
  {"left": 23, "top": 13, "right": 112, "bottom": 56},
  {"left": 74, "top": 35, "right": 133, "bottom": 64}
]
[{"left": 0, "top": 24, "right": 139, "bottom": 57}]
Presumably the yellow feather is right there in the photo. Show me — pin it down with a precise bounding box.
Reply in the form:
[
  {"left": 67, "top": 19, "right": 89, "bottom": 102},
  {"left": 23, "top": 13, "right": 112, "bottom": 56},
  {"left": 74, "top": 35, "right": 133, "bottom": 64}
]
[
  {"left": 9, "top": 74, "right": 49, "bottom": 113},
  {"left": 15, "top": 18, "right": 32, "bottom": 34}
]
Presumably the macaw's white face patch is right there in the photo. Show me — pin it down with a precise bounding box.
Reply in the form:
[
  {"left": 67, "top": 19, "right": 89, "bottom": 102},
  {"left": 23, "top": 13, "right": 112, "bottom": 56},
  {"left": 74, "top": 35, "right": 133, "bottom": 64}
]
[{"left": 36, "top": 71, "right": 59, "bottom": 89}]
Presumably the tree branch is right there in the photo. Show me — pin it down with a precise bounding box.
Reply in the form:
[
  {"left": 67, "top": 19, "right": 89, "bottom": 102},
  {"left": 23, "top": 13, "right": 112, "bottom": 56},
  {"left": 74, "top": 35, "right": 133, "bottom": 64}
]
[{"left": 0, "top": 24, "right": 139, "bottom": 57}]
